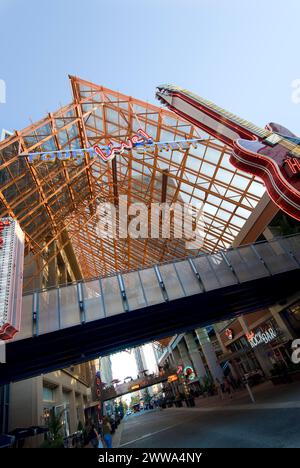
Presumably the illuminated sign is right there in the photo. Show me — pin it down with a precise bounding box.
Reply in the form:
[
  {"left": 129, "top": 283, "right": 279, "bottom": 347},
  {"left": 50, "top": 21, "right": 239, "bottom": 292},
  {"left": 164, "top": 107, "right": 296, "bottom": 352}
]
[
  {"left": 284, "top": 158, "right": 300, "bottom": 176},
  {"left": 184, "top": 366, "right": 196, "bottom": 381},
  {"left": 0, "top": 218, "right": 25, "bottom": 340},
  {"left": 167, "top": 374, "right": 179, "bottom": 383},
  {"left": 22, "top": 129, "right": 202, "bottom": 165},
  {"left": 246, "top": 327, "right": 277, "bottom": 348},
  {"left": 225, "top": 328, "right": 234, "bottom": 340},
  {"left": 94, "top": 129, "right": 152, "bottom": 162},
  {"left": 95, "top": 370, "right": 101, "bottom": 398},
  {"left": 131, "top": 384, "right": 140, "bottom": 391},
  {"left": 177, "top": 365, "right": 196, "bottom": 381}
]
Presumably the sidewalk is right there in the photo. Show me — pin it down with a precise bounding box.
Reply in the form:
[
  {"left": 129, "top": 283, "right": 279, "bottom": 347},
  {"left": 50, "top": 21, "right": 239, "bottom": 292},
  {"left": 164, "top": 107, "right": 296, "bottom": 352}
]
[
  {"left": 171, "top": 380, "right": 300, "bottom": 411},
  {"left": 111, "top": 420, "right": 124, "bottom": 448}
]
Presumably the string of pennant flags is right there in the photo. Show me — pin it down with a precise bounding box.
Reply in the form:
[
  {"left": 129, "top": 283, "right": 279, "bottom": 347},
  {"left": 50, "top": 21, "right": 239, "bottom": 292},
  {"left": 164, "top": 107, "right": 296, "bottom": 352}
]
[{"left": 19, "top": 128, "right": 205, "bottom": 165}]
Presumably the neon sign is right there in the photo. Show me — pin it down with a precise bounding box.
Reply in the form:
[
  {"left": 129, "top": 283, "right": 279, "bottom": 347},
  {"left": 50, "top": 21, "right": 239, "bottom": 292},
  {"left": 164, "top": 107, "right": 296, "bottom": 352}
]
[
  {"left": 246, "top": 327, "right": 277, "bottom": 348},
  {"left": 284, "top": 158, "right": 300, "bottom": 176},
  {"left": 22, "top": 129, "right": 202, "bottom": 165},
  {"left": 225, "top": 328, "right": 234, "bottom": 340},
  {"left": 177, "top": 364, "right": 196, "bottom": 381},
  {"left": 94, "top": 128, "right": 152, "bottom": 162}
]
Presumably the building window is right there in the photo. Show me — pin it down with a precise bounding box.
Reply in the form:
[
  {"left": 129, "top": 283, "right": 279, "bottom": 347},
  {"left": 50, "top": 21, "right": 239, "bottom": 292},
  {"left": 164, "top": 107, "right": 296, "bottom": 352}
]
[
  {"left": 43, "top": 386, "right": 54, "bottom": 402},
  {"left": 282, "top": 302, "right": 300, "bottom": 334}
]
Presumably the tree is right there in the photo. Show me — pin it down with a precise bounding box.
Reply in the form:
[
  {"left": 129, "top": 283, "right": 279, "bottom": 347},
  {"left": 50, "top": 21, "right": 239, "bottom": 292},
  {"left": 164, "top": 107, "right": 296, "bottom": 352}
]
[
  {"left": 130, "top": 394, "right": 140, "bottom": 408},
  {"left": 122, "top": 400, "right": 129, "bottom": 412}
]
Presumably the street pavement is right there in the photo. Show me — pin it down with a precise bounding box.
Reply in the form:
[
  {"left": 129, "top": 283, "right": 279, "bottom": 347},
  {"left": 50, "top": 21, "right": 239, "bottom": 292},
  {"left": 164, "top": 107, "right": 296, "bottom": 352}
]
[{"left": 117, "top": 382, "right": 300, "bottom": 448}]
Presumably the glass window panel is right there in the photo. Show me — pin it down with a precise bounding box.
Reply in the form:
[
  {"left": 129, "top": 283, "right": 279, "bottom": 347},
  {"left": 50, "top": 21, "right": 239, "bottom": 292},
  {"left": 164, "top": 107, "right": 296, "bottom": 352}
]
[
  {"left": 254, "top": 240, "right": 298, "bottom": 274},
  {"left": 38, "top": 289, "right": 59, "bottom": 335},
  {"left": 241, "top": 245, "right": 268, "bottom": 277},
  {"left": 208, "top": 253, "right": 237, "bottom": 287},
  {"left": 101, "top": 276, "right": 124, "bottom": 317},
  {"left": 59, "top": 285, "right": 81, "bottom": 329},
  {"left": 279, "top": 236, "right": 300, "bottom": 265},
  {"left": 82, "top": 280, "right": 105, "bottom": 322},
  {"left": 225, "top": 247, "right": 267, "bottom": 282},
  {"left": 193, "top": 256, "right": 220, "bottom": 291},
  {"left": 174, "top": 260, "right": 203, "bottom": 295},
  {"left": 122, "top": 272, "right": 146, "bottom": 311},
  {"left": 14, "top": 294, "right": 33, "bottom": 340},
  {"left": 158, "top": 264, "right": 185, "bottom": 300},
  {"left": 139, "top": 268, "right": 164, "bottom": 305}
]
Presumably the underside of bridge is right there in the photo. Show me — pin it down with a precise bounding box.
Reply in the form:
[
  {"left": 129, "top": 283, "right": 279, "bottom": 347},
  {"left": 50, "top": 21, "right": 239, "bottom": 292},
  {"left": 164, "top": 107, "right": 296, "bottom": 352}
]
[{"left": 0, "top": 76, "right": 266, "bottom": 295}]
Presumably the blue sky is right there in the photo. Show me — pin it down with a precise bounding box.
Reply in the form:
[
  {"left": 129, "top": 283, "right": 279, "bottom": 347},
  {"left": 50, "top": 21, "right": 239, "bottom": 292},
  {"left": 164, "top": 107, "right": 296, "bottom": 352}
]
[{"left": 0, "top": 0, "right": 300, "bottom": 135}]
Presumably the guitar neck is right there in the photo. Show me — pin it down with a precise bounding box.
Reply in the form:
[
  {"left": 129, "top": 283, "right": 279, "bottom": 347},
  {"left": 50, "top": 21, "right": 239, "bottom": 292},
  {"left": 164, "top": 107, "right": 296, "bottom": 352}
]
[{"left": 157, "top": 85, "right": 269, "bottom": 145}]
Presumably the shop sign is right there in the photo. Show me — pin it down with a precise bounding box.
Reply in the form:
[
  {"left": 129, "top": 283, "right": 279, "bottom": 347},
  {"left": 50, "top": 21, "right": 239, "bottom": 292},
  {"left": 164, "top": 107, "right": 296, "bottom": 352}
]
[
  {"left": 23, "top": 129, "right": 202, "bottom": 165},
  {"left": 177, "top": 365, "right": 196, "bottom": 381},
  {"left": 225, "top": 328, "right": 234, "bottom": 340},
  {"left": 131, "top": 384, "right": 140, "bottom": 391},
  {"left": 167, "top": 374, "right": 178, "bottom": 383},
  {"left": 246, "top": 327, "right": 277, "bottom": 348},
  {"left": 291, "top": 339, "right": 300, "bottom": 364},
  {"left": 95, "top": 370, "right": 102, "bottom": 398}
]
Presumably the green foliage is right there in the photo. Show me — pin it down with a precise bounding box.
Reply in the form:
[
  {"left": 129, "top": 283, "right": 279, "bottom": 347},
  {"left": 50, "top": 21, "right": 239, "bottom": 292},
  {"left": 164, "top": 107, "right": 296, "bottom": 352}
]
[
  {"left": 77, "top": 420, "right": 84, "bottom": 432},
  {"left": 122, "top": 400, "right": 128, "bottom": 412},
  {"left": 40, "top": 410, "right": 64, "bottom": 449},
  {"left": 130, "top": 394, "right": 140, "bottom": 407}
]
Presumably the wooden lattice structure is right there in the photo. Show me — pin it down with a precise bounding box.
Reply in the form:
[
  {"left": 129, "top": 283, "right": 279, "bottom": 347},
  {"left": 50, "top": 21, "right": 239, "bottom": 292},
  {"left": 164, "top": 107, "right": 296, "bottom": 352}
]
[{"left": 0, "top": 76, "right": 265, "bottom": 290}]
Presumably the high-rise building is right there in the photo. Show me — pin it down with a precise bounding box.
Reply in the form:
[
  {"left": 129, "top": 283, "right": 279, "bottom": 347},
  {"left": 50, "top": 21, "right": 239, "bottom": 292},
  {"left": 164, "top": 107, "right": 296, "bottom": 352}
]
[
  {"left": 99, "top": 356, "right": 113, "bottom": 386},
  {"left": 0, "top": 218, "right": 25, "bottom": 340}
]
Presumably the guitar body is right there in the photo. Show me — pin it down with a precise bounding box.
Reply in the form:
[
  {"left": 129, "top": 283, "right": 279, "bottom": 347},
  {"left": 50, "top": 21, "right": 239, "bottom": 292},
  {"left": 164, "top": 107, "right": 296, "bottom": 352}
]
[
  {"left": 232, "top": 123, "right": 300, "bottom": 221},
  {"left": 156, "top": 85, "right": 300, "bottom": 221}
]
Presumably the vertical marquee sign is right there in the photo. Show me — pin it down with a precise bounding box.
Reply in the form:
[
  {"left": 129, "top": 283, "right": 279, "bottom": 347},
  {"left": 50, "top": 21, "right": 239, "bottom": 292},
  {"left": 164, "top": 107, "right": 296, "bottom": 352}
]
[{"left": 0, "top": 218, "right": 25, "bottom": 340}]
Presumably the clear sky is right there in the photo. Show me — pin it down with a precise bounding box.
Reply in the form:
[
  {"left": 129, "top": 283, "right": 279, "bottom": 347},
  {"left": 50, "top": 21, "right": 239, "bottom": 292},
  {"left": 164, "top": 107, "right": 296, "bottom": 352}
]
[
  {"left": 111, "top": 344, "right": 158, "bottom": 391},
  {"left": 0, "top": 0, "right": 300, "bottom": 135}
]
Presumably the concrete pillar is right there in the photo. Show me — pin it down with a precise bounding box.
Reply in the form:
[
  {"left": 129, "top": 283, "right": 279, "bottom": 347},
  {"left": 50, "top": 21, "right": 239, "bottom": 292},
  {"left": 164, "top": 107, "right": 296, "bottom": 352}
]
[
  {"left": 171, "top": 347, "right": 181, "bottom": 366},
  {"left": 195, "top": 328, "right": 224, "bottom": 382},
  {"left": 168, "top": 349, "right": 176, "bottom": 368},
  {"left": 78, "top": 394, "right": 85, "bottom": 425},
  {"left": 184, "top": 333, "right": 207, "bottom": 383},
  {"left": 69, "top": 390, "right": 77, "bottom": 434},
  {"left": 177, "top": 339, "right": 193, "bottom": 369}
]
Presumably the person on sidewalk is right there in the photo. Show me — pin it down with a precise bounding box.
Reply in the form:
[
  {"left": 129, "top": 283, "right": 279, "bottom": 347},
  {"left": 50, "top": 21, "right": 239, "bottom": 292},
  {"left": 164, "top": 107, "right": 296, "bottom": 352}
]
[
  {"left": 215, "top": 378, "right": 224, "bottom": 400},
  {"left": 88, "top": 424, "right": 100, "bottom": 449},
  {"left": 103, "top": 416, "right": 113, "bottom": 448},
  {"left": 223, "top": 376, "right": 234, "bottom": 398}
]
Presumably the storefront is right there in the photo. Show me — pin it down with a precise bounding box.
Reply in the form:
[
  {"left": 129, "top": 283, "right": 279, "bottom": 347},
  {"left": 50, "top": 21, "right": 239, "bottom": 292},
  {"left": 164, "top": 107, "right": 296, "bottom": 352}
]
[
  {"left": 281, "top": 301, "right": 300, "bottom": 336},
  {"left": 219, "top": 315, "right": 292, "bottom": 380}
]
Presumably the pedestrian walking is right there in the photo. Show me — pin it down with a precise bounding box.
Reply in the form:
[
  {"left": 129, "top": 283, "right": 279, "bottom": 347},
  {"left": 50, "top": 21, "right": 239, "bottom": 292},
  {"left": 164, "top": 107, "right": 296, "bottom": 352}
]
[
  {"left": 215, "top": 378, "right": 224, "bottom": 400},
  {"left": 88, "top": 424, "right": 100, "bottom": 448},
  {"left": 223, "top": 376, "right": 234, "bottom": 398},
  {"left": 103, "top": 416, "right": 113, "bottom": 448}
]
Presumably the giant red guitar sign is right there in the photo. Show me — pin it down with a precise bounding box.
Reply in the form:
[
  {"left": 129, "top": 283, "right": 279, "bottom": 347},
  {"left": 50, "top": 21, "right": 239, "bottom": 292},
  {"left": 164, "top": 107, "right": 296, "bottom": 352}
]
[{"left": 156, "top": 85, "right": 300, "bottom": 221}]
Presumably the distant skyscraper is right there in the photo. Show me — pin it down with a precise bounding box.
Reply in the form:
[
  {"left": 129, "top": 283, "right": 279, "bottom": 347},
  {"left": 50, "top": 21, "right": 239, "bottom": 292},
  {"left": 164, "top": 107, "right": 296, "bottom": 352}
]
[
  {"left": 0, "top": 218, "right": 25, "bottom": 340},
  {"left": 133, "top": 346, "right": 147, "bottom": 376},
  {"left": 100, "top": 355, "right": 113, "bottom": 385}
]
